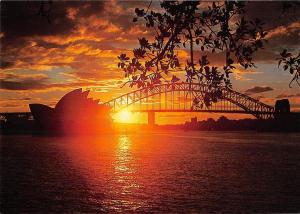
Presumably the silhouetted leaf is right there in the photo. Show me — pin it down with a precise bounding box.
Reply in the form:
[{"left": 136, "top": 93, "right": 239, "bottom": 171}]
[{"left": 135, "top": 8, "right": 145, "bottom": 17}]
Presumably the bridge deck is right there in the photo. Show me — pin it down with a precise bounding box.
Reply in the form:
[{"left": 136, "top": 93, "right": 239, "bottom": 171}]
[{"left": 129, "top": 109, "right": 275, "bottom": 114}]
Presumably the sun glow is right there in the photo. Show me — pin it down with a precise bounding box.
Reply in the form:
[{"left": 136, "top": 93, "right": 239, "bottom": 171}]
[{"left": 115, "top": 109, "right": 132, "bottom": 123}]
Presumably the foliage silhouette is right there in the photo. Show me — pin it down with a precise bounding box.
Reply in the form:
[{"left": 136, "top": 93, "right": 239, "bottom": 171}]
[
  {"left": 118, "top": 1, "right": 267, "bottom": 108},
  {"left": 277, "top": 49, "right": 300, "bottom": 88}
]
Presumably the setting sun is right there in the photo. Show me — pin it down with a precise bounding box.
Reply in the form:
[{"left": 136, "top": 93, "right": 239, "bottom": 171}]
[{"left": 114, "top": 109, "right": 132, "bottom": 123}]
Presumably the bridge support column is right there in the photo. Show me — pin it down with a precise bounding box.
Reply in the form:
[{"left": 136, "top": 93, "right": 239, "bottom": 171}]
[{"left": 148, "top": 111, "right": 155, "bottom": 126}]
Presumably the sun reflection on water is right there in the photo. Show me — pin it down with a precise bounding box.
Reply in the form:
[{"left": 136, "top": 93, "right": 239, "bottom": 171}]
[
  {"left": 111, "top": 135, "right": 144, "bottom": 211},
  {"left": 115, "top": 136, "right": 131, "bottom": 173}
]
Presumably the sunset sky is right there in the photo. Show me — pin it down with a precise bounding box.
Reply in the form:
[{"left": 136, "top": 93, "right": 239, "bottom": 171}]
[{"left": 1, "top": 1, "right": 300, "bottom": 124}]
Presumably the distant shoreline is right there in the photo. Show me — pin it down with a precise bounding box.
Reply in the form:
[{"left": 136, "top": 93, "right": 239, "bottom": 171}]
[{"left": 1, "top": 111, "right": 300, "bottom": 135}]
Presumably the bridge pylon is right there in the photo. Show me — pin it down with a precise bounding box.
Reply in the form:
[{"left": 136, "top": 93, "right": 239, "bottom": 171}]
[{"left": 148, "top": 111, "right": 155, "bottom": 126}]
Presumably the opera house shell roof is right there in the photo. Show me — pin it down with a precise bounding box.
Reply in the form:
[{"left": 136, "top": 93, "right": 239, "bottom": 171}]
[{"left": 29, "top": 89, "right": 111, "bottom": 133}]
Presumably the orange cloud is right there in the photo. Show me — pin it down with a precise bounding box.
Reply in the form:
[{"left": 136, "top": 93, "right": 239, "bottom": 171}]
[
  {"left": 266, "top": 22, "right": 300, "bottom": 39},
  {"left": 66, "top": 7, "right": 79, "bottom": 20}
]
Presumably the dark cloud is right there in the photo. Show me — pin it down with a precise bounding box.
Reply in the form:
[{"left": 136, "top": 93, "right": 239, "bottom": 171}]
[
  {"left": 0, "top": 79, "right": 47, "bottom": 90},
  {"left": 245, "top": 2, "right": 300, "bottom": 30},
  {"left": 8, "top": 97, "right": 31, "bottom": 101},
  {"left": 245, "top": 1, "right": 300, "bottom": 55},
  {"left": 245, "top": 86, "right": 274, "bottom": 94},
  {"left": 34, "top": 39, "right": 69, "bottom": 49},
  {"left": 0, "top": 1, "right": 105, "bottom": 49},
  {"left": 0, "top": 60, "right": 15, "bottom": 69},
  {"left": 1, "top": 2, "right": 67, "bottom": 35},
  {"left": 0, "top": 73, "right": 112, "bottom": 91},
  {"left": 108, "top": 1, "right": 155, "bottom": 28},
  {"left": 0, "top": 74, "right": 49, "bottom": 90},
  {"left": 276, "top": 93, "right": 300, "bottom": 99},
  {"left": 33, "top": 39, "right": 117, "bottom": 51}
]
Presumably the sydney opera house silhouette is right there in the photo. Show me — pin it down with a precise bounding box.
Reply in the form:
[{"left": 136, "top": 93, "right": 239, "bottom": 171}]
[{"left": 29, "top": 89, "right": 112, "bottom": 134}]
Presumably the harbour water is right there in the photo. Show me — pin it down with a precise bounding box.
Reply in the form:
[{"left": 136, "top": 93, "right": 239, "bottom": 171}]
[{"left": 1, "top": 131, "right": 300, "bottom": 213}]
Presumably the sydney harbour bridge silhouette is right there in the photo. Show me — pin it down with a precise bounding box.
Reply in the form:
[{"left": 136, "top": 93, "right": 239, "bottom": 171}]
[
  {"left": 103, "top": 82, "right": 275, "bottom": 125},
  {"left": 1, "top": 82, "right": 294, "bottom": 126}
]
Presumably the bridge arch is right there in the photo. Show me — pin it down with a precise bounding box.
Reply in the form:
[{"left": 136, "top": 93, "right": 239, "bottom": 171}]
[{"left": 103, "top": 83, "right": 274, "bottom": 120}]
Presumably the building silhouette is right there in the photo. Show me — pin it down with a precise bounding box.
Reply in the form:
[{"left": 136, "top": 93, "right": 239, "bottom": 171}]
[{"left": 29, "top": 89, "right": 112, "bottom": 134}]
